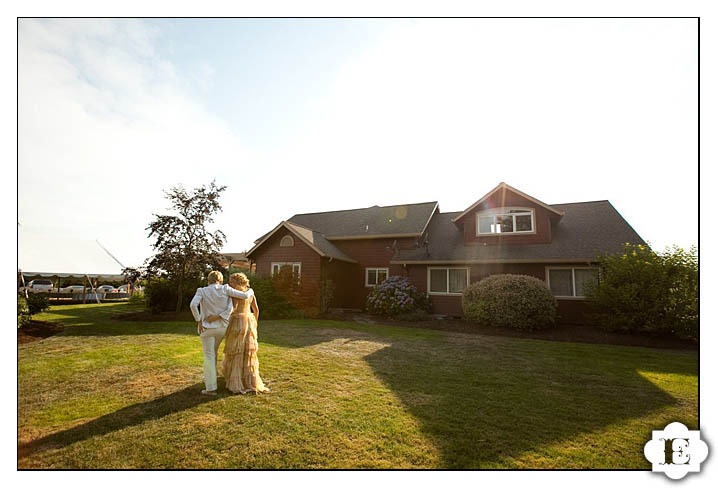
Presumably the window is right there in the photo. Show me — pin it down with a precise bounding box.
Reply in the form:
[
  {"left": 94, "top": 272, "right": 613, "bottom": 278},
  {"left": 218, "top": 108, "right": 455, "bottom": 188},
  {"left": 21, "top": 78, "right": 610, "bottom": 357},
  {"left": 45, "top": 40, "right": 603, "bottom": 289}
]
[
  {"left": 280, "top": 235, "right": 294, "bottom": 247},
  {"left": 271, "top": 262, "right": 301, "bottom": 278},
  {"left": 365, "top": 267, "right": 389, "bottom": 287},
  {"left": 428, "top": 267, "right": 469, "bottom": 295},
  {"left": 477, "top": 208, "right": 535, "bottom": 235},
  {"left": 546, "top": 267, "right": 599, "bottom": 298}
]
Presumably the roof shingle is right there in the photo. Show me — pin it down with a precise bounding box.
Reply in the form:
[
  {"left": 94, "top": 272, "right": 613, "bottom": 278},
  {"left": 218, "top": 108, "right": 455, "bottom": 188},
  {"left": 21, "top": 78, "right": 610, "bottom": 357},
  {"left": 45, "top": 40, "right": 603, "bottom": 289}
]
[{"left": 392, "top": 201, "right": 645, "bottom": 263}]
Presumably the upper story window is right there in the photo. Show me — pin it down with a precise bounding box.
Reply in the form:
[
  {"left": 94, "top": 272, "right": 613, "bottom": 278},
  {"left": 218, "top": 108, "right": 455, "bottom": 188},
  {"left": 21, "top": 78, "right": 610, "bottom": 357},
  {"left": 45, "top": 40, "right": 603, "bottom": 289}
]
[
  {"left": 477, "top": 208, "right": 535, "bottom": 235},
  {"left": 280, "top": 235, "right": 295, "bottom": 247}
]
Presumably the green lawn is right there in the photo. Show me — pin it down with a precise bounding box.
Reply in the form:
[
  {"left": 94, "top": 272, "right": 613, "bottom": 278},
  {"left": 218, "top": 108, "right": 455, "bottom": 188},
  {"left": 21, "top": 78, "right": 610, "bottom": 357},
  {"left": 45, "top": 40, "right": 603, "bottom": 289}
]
[{"left": 18, "top": 303, "right": 698, "bottom": 469}]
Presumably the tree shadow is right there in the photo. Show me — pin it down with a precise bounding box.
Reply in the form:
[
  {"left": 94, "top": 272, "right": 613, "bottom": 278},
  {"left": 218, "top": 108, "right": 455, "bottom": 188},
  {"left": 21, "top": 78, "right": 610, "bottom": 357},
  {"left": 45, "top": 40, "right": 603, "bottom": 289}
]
[
  {"left": 363, "top": 338, "right": 695, "bottom": 468},
  {"left": 18, "top": 383, "right": 223, "bottom": 460}
]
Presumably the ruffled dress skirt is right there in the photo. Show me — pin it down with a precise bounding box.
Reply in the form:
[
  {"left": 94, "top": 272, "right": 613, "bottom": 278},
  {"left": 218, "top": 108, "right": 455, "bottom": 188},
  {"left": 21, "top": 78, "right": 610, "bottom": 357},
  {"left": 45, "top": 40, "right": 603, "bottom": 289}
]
[{"left": 222, "top": 312, "right": 269, "bottom": 394}]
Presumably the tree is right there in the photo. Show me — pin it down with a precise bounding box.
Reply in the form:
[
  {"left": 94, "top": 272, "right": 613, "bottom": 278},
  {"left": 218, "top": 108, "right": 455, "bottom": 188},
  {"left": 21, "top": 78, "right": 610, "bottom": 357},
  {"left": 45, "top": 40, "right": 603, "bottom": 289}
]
[
  {"left": 584, "top": 243, "right": 698, "bottom": 339},
  {"left": 145, "top": 181, "right": 228, "bottom": 312}
]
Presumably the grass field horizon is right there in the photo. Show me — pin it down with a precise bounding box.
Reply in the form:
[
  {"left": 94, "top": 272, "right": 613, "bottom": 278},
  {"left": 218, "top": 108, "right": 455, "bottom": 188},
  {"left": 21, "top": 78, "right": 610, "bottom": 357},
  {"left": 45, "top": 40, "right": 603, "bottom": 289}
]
[{"left": 18, "top": 303, "right": 698, "bottom": 469}]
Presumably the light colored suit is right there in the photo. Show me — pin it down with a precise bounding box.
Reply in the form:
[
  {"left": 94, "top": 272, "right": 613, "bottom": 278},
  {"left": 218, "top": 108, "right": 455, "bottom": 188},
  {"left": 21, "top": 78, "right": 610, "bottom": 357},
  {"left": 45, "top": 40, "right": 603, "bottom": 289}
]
[{"left": 190, "top": 284, "right": 254, "bottom": 391}]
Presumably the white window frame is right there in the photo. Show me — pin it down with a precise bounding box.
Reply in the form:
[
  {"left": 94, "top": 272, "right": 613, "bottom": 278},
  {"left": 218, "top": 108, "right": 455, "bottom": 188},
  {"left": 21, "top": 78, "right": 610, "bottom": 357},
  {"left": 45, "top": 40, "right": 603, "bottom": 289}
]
[
  {"left": 545, "top": 266, "right": 599, "bottom": 299},
  {"left": 279, "top": 235, "right": 295, "bottom": 247},
  {"left": 427, "top": 267, "right": 470, "bottom": 296},
  {"left": 271, "top": 262, "right": 302, "bottom": 278},
  {"left": 476, "top": 207, "right": 535, "bottom": 236},
  {"left": 365, "top": 267, "right": 389, "bottom": 287}
]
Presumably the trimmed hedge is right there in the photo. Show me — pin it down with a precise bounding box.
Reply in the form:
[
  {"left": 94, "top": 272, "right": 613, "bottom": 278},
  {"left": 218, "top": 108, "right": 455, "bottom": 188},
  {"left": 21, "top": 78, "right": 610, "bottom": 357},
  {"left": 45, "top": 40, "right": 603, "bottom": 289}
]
[{"left": 463, "top": 274, "right": 557, "bottom": 331}]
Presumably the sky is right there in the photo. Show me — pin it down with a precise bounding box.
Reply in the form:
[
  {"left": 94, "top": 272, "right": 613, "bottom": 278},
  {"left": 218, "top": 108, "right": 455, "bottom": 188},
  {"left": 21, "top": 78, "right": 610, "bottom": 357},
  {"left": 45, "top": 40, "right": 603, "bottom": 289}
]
[{"left": 17, "top": 18, "right": 698, "bottom": 273}]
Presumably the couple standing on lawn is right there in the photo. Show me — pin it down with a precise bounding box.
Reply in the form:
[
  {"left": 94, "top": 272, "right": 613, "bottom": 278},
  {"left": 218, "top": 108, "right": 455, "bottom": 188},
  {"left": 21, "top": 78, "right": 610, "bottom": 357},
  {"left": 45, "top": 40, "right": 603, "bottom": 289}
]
[{"left": 190, "top": 270, "right": 269, "bottom": 396}]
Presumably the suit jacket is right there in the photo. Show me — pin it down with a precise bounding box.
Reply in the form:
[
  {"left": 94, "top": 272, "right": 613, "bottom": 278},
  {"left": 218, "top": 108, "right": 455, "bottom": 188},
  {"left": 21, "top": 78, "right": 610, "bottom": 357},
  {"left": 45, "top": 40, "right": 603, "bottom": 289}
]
[{"left": 189, "top": 284, "right": 254, "bottom": 329}]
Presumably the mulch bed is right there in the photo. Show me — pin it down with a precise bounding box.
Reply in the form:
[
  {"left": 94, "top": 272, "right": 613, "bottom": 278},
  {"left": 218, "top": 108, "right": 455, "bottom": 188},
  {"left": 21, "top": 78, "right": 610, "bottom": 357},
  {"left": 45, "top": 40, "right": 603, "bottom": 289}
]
[
  {"left": 319, "top": 311, "right": 698, "bottom": 351},
  {"left": 18, "top": 321, "right": 64, "bottom": 344}
]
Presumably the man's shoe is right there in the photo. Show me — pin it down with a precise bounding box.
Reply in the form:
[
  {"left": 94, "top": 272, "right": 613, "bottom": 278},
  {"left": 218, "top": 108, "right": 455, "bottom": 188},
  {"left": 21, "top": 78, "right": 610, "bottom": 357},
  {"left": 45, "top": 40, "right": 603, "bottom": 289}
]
[{"left": 201, "top": 389, "right": 217, "bottom": 396}]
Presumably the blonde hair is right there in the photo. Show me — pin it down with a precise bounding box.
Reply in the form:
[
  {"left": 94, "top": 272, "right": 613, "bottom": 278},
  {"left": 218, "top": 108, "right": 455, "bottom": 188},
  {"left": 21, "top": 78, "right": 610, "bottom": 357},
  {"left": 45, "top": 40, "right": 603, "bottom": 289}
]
[
  {"left": 207, "top": 270, "right": 224, "bottom": 284},
  {"left": 230, "top": 272, "right": 250, "bottom": 289}
]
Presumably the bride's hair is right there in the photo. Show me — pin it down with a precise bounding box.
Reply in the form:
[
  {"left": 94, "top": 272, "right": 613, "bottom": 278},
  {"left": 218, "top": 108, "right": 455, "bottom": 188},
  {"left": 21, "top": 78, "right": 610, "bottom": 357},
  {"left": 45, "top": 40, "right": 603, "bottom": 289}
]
[{"left": 230, "top": 272, "right": 250, "bottom": 290}]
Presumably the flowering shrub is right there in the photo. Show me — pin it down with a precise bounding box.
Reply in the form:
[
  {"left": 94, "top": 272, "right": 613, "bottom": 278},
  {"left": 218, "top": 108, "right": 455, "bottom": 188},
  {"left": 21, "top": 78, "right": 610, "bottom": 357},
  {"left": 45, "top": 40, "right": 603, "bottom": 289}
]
[
  {"left": 462, "top": 274, "right": 557, "bottom": 331},
  {"left": 366, "top": 276, "right": 430, "bottom": 316}
]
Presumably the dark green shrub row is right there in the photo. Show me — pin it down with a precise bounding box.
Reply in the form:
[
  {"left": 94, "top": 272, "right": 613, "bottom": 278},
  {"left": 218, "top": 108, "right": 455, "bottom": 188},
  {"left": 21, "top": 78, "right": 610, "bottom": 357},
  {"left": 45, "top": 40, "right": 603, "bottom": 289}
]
[
  {"left": 17, "top": 294, "right": 51, "bottom": 328},
  {"left": 585, "top": 244, "right": 698, "bottom": 340}
]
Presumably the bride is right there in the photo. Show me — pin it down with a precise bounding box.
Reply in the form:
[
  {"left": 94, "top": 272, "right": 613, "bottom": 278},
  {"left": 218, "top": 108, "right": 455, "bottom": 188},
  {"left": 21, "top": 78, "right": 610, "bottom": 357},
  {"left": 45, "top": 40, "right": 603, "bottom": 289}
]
[{"left": 220, "top": 272, "right": 269, "bottom": 394}]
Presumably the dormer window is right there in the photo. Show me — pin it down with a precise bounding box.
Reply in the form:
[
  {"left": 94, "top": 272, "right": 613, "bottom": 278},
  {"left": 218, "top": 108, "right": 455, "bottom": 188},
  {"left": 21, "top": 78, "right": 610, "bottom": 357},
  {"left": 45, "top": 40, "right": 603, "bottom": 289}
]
[{"left": 477, "top": 208, "right": 534, "bottom": 235}]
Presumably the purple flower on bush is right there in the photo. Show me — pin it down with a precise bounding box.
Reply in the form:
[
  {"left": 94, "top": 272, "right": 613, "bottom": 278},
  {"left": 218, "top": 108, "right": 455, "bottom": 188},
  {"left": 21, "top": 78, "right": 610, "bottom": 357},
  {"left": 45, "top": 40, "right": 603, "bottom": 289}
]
[{"left": 365, "top": 275, "right": 429, "bottom": 317}]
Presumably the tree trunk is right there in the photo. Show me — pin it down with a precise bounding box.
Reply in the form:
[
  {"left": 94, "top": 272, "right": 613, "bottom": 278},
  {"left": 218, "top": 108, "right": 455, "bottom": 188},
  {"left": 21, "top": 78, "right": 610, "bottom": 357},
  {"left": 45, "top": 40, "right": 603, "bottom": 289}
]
[{"left": 176, "top": 279, "right": 184, "bottom": 312}]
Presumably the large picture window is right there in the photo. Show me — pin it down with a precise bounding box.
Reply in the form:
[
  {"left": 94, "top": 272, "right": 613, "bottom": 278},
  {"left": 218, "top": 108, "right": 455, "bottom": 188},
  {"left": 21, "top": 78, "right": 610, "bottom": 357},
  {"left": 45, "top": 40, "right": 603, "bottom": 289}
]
[
  {"left": 546, "top": 267, "right": 599, "bottom": 298},
  {"left": 365, "top": 267, "right": 389, "bottom": 287},
  {"left": 477, "top": 208, "right": 534, "bottom": 235},
  {"left": 428, "top": 267, "right": 469, "bottom": 295}
]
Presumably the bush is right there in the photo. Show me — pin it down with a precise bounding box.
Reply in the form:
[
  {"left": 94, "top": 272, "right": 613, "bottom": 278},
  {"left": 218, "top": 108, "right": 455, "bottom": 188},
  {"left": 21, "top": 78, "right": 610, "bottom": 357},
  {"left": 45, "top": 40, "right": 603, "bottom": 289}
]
[
  {"left": 319, "top": 279, "right": 335, "bottom": 313},
  {"left": 144, "top": 277, "right": 203, "bottom": 314},
  {"left": 463, "top": 274, "right": 557, "bottom": 331},
  {"left": 128, "top": 292, "right": 146, "bottom": 306},
  {"left": 366, "top": 276, "right": 430, "bottom": 316},
  {"left": 584, "top": 244, "right": 698, "bottom": 340},
  {"left": 247, "top": 273, "right": 305, "bottom": 319},
  {"left": 18, "top": 295, "right": 29, "bottom": 328},
  {"left": 26, "top": 294, "right": 50, "bottom": 316}
]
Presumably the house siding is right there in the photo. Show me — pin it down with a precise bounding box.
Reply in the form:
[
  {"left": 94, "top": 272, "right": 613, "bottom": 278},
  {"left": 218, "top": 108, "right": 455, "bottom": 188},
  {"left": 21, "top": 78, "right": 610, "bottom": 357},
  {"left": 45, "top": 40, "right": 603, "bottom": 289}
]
[
  {"left": 322, "top": 257, "right": 358, "bottom": 310},
  {"left": 331, "top": 237, "right": 417, "bottom": 309},
  {"left": 455, "top": 189, "right": 554, "bottom": 246},
  {"left": 251, "top": 229, "right": 322, "bottom": 308},
  {"left": 405, "top": 262, "right": 593, "bottom": 323}
]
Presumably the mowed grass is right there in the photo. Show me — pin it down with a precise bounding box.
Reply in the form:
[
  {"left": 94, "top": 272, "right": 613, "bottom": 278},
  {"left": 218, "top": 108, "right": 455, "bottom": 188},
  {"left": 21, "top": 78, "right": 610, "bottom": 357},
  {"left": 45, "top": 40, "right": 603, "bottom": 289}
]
[{"left": 18, "top": 303, "right": 698, "bottom": 469}]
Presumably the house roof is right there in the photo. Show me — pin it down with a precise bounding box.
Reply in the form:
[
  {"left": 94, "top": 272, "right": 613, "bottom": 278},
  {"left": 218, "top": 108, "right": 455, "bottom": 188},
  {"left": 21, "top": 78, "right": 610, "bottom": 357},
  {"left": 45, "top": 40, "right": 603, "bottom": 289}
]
[
  {"left": 392, "top": 200, "right": 645, "bottom": 264},
  {"left": 452, "top": 182, "right": 565, "bottom": 223},
  {"left": 286, "top": 201, "right": 439, "bottom": 239},
  {"left": 246, "top": 221, "right": 357, "bottom": 263}
]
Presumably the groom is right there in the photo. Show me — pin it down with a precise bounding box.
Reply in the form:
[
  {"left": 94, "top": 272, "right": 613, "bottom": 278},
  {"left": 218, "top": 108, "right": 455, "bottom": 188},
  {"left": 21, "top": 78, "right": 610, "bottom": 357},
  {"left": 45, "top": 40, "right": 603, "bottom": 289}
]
[{"left": 190, "top": 270, "right": 254, "bottom": 395}]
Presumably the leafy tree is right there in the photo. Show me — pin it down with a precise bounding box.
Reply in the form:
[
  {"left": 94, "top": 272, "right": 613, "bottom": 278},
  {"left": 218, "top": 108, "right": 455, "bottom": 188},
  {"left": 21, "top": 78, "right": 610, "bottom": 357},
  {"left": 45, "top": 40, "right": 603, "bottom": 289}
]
[
  {"left": 145, "top": 181, "right": 228, "bottom": 312},
  {"left": 584, "top": 244, "right": 698, "bottom": 339}
]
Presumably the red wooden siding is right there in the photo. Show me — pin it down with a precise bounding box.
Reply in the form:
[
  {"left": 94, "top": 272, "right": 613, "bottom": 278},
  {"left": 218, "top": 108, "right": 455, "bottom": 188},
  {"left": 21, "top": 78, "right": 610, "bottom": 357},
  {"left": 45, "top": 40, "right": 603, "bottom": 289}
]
[
  {"left": 251, "top": 229, "right": 322, "bottom": 308},
  {"left": 331, "top": 237, "right": 416, "bottom": 309},
  {"left": 455, "top": 188, "right": 555, "bottom": 246},
  {"left": 405, "top": 262, "right": 593, "bottom": 323},
  {"left": 322, "top": 257, "right": 358, "bottom": 309}
]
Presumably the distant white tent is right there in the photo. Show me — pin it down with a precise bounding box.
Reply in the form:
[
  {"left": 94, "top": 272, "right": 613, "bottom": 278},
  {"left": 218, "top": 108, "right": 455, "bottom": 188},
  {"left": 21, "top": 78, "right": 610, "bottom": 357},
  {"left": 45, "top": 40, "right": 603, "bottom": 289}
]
[{"left": 18, "top": 227, "right": 128, "bottom": 278}]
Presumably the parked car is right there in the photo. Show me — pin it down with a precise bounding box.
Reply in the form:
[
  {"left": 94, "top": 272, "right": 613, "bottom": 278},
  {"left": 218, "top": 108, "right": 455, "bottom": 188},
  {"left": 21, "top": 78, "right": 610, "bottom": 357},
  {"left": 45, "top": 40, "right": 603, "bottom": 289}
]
[
  {"left": 61, "top": 285, "right": 86, "bottom": 294},
  {"left": 97, "top": 285, "right": 117, "bottom": 294},
  {"left": 27, "top": 279, "right": 54, "bottom": 294}
]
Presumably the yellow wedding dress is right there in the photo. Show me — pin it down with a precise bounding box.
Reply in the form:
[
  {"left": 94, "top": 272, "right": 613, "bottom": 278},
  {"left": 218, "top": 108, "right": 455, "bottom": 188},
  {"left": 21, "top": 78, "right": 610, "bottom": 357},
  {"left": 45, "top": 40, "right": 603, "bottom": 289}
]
[{"left": 222, "top": 292, "right": 269, "bottom": 394}]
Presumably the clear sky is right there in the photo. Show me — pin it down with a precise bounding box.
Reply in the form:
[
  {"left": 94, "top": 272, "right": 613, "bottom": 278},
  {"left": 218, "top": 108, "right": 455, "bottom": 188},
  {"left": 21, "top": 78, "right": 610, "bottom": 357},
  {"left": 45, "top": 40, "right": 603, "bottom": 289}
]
[{"left": 18, "top": 18, "right": 698, "bottom": 272}]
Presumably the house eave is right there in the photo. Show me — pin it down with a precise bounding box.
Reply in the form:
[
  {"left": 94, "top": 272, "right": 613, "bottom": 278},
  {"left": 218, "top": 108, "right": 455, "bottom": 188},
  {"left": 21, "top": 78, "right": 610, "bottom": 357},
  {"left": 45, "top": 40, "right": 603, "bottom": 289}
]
[
  {"left": 326, "top": 233, "right": 422, "bottom": 240},
  {"left": 390, "top": 258, "right": 597, "bottom": 265}
]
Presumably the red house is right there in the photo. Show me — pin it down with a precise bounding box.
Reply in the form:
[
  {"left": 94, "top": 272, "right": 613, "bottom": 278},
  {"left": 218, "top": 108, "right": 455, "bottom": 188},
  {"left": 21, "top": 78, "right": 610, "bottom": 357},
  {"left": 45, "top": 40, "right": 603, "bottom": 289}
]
[{"left": 245, "top": 183, "right": 645, "bottom": 323}]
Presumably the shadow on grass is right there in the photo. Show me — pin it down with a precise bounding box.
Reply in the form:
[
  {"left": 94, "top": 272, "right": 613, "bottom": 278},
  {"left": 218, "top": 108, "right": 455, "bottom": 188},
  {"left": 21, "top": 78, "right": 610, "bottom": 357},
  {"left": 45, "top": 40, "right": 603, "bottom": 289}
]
[
  {"left": 363, "top": 339, "right": 692, "bottom": 468},
  {"left": 18, "top": 383, "right": 223, "bottom": 460}
]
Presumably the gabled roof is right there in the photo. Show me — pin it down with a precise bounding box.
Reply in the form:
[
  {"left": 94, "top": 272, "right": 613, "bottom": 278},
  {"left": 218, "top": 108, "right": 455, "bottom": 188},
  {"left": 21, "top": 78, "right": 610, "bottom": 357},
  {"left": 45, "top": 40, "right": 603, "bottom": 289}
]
[
  {"left": 287, "top": 201, "right": 439, "bottom": 239},
  {"left": 246, "top": 221, "right": 357, "bottom": 263},
  {"left": 451, "top": 182, "right": 565, "bottom": 223},
  {"left": 392, "top": 200, "right": 645, "bottom": 264}
]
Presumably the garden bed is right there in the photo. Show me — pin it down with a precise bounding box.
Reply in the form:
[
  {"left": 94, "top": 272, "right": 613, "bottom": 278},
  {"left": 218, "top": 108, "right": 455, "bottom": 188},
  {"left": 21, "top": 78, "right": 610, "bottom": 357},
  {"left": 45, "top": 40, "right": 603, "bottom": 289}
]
[
  {"left": 17, "top": 321, "right": 64, "bottom": 344},
  {"left": 319, "top": 311, "right": 698, "bottom": 350}
]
